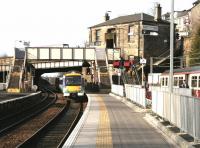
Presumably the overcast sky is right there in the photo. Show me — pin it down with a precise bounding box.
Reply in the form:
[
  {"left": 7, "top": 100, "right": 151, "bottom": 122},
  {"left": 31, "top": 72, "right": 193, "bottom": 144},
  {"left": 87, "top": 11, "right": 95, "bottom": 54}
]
[{"left": 0, "top": 0, "right": 196, "bottom": 56}]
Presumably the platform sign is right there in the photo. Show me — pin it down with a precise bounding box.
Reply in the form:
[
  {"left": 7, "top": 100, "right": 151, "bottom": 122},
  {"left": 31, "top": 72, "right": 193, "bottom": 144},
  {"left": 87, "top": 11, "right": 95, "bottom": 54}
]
[
  {"left": 140, "top": 58, "right": 146, "bottom": 64},
  {"left": 143, "top": 25, "right": 158, "bottom": 31}
]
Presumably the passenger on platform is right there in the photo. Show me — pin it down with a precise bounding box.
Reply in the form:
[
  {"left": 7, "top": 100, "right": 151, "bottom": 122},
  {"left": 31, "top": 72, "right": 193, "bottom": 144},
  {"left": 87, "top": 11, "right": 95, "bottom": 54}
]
[{"left": 181, "top": 80, "right": 189, "bottom": 88}]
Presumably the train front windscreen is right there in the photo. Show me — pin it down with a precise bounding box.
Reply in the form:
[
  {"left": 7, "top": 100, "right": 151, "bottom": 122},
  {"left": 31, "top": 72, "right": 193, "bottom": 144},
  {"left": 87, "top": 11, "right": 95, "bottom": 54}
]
[{"left": 65, "top": 76, "right": 82, "bottom": 86}]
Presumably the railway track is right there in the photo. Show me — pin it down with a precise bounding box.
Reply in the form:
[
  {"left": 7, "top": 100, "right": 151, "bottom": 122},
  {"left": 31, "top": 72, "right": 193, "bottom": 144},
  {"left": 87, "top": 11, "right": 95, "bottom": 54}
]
[
  {"left": 0, "top": 88, "right": 60, "bottom": 147},
  {"left": 0, "top": 72, "right": 88, "bottom": 148},
  {"left": 0, "top": 90, "right": 55, "bottom": 135},
  {"left": 18, "top": 101, "right": 83, "bottom": 148}
]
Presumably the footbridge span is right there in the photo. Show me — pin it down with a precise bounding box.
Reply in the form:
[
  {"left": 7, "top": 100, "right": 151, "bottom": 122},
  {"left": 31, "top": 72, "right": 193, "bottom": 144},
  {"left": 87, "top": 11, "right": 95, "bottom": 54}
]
[{"left": 1, "top": 47, "right": 120, "bottom": 93}]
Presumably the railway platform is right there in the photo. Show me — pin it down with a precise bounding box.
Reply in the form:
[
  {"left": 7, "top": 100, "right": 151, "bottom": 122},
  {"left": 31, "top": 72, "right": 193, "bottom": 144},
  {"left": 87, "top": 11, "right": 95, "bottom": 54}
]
[{"left": 63, "top": 93, "right": 177, "bottom": 148}]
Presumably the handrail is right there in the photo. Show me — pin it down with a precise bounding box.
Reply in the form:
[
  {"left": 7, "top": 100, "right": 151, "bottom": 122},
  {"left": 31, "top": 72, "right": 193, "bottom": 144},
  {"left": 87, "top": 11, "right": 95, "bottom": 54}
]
[
  {"left": 19, "top": 49, "right": 27, "bottom": 92},
  {"left": 105, "top": 49, "right": 112, "bottom": 85}
]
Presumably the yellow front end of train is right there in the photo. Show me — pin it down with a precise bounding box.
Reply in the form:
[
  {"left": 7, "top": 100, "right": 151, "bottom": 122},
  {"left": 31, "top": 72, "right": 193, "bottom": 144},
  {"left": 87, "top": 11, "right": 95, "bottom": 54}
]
[{"left": 63, "top": 71, "right": 85, "bottom": 97}]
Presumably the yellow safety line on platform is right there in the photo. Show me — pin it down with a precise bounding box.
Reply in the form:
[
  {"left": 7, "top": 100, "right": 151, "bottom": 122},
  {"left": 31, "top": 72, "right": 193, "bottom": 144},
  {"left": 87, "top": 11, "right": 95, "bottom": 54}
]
[{"left": 96, "top": 96, "right": 113, "bottom": 148}]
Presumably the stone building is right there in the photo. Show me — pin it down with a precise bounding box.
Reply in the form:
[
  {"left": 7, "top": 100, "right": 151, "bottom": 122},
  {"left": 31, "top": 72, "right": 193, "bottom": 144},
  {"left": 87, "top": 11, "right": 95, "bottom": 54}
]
[
  {"left": 162, "top": 10, "right": 191, "bottom": 37},
  {"left": 191, "top": 0, "right": 200, "bottom": 34},
  {"left": 183, "top": 0, "right": 200, "bottom": 66},
  {"left": 89, "top": 4, "right": 170, "bottom": 63}
]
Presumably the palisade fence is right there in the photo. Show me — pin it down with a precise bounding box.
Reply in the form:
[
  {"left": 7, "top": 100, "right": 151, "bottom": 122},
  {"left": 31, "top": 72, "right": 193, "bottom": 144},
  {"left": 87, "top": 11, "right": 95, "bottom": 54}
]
[
  {"left": 125, "top": 84, "right": 146, "bottom": 108},
  {"left": 112, "top": 84, "right": 200, "bottom": 141},
  {"left": 152, "top": 90, "right": 200, "bottom": 141},
  {"left": 111, "top": 84, "right": 124, "bottom": 97},
  {"left": 111, "top": 84, "right": 147, "bottom": 108}
]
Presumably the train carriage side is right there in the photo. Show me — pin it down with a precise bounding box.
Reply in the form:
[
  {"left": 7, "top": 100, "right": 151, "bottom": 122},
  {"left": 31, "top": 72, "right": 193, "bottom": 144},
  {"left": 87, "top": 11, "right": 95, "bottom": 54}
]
[{"left": 158, "top": 66, "right": 200, "bottom": 97}]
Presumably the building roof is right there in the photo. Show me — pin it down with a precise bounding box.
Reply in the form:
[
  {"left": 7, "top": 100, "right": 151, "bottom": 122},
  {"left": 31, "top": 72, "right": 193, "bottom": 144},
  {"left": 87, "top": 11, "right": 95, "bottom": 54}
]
[
  {"left": 90, "top": 13, "right": 169, "bottom": 28},
  {"left": 193, "top": 0, "right": 200, "bottom": 6},
  {"left": 176, "top": 10, "right": 189, "bottom": 18}
]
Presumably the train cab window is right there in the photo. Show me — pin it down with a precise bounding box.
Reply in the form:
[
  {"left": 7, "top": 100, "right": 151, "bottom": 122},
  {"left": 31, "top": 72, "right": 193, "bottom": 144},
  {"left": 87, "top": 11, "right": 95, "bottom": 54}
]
[
  {"left": 174, "top": 77, "right": 178, "bottom": 86},
  {"left": 191, "top": 76, "right": 197, "bottom": 87},
  {"left": 65, "top": 76, "right": 82, "bottom": 86}
]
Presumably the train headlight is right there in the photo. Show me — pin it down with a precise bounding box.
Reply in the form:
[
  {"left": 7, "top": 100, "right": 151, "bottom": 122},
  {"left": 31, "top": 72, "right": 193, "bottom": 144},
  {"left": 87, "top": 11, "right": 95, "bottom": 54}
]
[
  {"left": 78, "top": 92, "right": 84, "bottom": 96},
  {"left": 64, "top": 93, "right": 70, "bottom": 96}
]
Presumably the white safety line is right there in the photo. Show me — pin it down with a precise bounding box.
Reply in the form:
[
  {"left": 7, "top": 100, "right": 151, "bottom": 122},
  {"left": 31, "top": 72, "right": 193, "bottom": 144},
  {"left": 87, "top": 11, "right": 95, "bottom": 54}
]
[{"left": 62, "top": 95, "right": 92, "bottom": 148}]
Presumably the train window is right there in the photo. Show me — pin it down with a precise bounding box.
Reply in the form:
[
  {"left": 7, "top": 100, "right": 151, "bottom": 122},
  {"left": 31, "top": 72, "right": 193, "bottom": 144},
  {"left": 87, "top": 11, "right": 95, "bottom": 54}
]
[
  {"left": 65, "top": 76, "right": 82, "bottom": 86},
  {"left": 174, "top": 77, "right": 178, "bottom": 86},
  {"left": 161, "top": 78, "right": 165, "bottom": 86},
  {"left": 191, "top": 76, "right": 197, "bottom": 87},
  {"left": 179, "top": 77, "right": 183, "bottom": 86},
  {"left": 199, "top": 76, "right": 200, "bottom": 88},
  {"left": 165, "top": 78, "right": 168, "bottom": 86}
]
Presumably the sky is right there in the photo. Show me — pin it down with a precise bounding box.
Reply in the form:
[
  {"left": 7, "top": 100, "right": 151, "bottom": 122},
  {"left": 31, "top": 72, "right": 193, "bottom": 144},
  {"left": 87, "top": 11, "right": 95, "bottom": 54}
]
[{"left": 0, "top": 0, "right": 196, "bottom": 56}]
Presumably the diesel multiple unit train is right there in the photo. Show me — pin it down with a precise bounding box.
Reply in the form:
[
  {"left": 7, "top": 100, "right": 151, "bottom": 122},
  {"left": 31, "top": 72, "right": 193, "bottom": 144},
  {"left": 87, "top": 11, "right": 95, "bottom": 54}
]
[{"left": 58, "top": 71, "right": 85, "bottom": 98}]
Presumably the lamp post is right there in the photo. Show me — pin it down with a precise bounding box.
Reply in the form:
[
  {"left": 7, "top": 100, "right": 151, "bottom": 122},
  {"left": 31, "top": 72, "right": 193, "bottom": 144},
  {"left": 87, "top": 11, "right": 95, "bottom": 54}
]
[{"left": 169, "top": 0, "right": 174, "bottom": 93}]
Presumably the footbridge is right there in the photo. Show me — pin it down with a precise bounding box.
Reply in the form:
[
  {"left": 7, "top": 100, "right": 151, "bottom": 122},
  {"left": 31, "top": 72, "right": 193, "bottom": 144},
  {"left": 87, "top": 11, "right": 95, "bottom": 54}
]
[{"left": 1, "top": 47, "right": 120, "bottom": 92}]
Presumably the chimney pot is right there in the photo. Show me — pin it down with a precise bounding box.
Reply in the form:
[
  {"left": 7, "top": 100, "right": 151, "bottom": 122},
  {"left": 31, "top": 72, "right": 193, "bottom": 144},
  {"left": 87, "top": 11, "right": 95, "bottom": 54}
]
[
  {"left": 154, "top": 3, "right": 162, "bottom": 21},
  {"left": 105, "top": 12, "right": 110, "bottom": 21}
]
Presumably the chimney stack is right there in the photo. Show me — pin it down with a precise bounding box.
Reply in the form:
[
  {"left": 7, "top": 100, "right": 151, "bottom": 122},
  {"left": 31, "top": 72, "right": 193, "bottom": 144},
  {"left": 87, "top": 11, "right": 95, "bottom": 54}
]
[
  {"left": 154, "top": 3, "right": 162, "bottom": 21},
  {"left": 104, "top": 12, "right": 110, "bottom": 21}
]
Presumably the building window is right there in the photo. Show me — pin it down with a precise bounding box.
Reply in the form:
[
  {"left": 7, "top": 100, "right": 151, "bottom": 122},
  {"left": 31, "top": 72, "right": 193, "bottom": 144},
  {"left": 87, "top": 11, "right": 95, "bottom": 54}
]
[
  {"left": 96, "top": 29, "right": 101, "bottom": 42},
  {"left": 128, "top": 25, "right": 134, "bottom": 42}
]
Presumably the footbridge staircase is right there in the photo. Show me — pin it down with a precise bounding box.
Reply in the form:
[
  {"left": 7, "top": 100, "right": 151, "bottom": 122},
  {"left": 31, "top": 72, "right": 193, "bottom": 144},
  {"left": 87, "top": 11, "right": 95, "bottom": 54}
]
[
  {"left": 7, "top": 48, "right": 25, "bottom": 93},
  {"left": 95, "top": 48, "right": 111, "bottom": 89}
]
